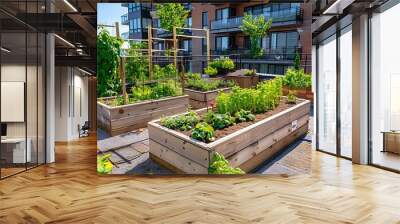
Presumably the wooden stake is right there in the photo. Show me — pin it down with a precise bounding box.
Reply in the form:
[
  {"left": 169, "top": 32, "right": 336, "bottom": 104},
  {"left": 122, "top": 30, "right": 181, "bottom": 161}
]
[
  {"left": 206, "top": 29, "right": 210, "bottom": 64},
  {"left": 115, "top": 22, "right": 127, "bottom": 104},
  {"left": 148, "top": 25, "right": 153, "bottom": 79},
  {"left": 173, "top": 26, "right": 177, "bottom": 70}
]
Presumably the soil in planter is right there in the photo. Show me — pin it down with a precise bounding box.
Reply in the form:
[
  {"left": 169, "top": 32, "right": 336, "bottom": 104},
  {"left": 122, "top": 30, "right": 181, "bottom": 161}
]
[{"left": 178, "top": 99, "right": 301, "bottom": 141}]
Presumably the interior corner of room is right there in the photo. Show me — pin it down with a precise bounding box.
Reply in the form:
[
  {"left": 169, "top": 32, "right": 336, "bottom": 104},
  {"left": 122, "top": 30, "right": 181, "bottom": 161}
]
[{"left": 0, "top": 0, "right": 97, "bottom": 179}]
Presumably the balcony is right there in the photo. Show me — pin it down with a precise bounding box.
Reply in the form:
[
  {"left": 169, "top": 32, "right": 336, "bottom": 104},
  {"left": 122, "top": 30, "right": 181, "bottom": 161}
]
[
  {"left": 211, "top": 47, "right": 302, "bottom": 62},
  {"left": 155, "top": 28, "right": 192, "bottom": 38},
  {"left": 211, "top": 7, "right": 303, "bottom": 34},
  {"left": 121, "top": 13, "right": 129, "bottom": 25}
]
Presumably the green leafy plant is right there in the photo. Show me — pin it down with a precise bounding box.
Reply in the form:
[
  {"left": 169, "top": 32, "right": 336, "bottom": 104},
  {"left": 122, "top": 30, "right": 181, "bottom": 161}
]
[
  {"left": 153, "top": 64, "right": 178, "bottom": 80},
  {"left": 191, "top": 122, "right": 215, "bottom": 143},
  {"left": 204, "top": 66, "right": 218, "bottom": 76},
  {"left": 283, "top": 68, "right": 311, "bottom": 89},
  {"left": 287, "top": 90, "right": 297, "bottom": 104},
  {"left": 97, "top": 154, "right": 113, "bottom": 174},
  {"left": 160, "top": 111, "right": 200, "bottom": 131},
  {"left": 97, "top": 29, "right": 123, "bottom": 97},
  {"left": 240, "top": 13, "right": 272, "bottom": 59},
  {"left": 125, "top": 41, "right": 148, "bottom": 83},
  {"left": 207, "top": 57, "right": 235, "bottom": 75},
  {"left": 216, "top": 78, "right": 282, "bottom": 115},
  {"left": 204, "top": 111, "right": 235, "bottom": 130},
  {"left": 244, "top": 69, "right": 256, "bottom": 76},
  {"left": 294, "top": 51, "right": 301, "bottom": 70},
  {"left": 156, "top": 3, "right": 189, "bottom": 33},
  {"left": 186, "top": 72, "right": 201, "bottom": 80},
  {"left": 208, "top": 152, "right": 245, "bottom": 174},
  {"left": 234, "top": 109, "right": 256, "bottom": 122}
]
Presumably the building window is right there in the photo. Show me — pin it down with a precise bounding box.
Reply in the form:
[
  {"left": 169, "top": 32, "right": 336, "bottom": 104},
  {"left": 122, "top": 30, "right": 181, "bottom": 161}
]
[
  {"left": 181, "top": 40, "right": 192, "bottom": 53},
  {"left": 186, "top": 17, "right": 192, "bottom": 28},
  {"left": 128, "top": 3, "right": 141, "bottom": 12},
  {"left": 216, "top": 36, "right": 230, "bottom": 51},
  {"left": 216, "top": 8, "right": 230, "bottom": 20},
  {"left": 129, "top": 18, "right": 142, "bottom": 33},
  {"left": 202, "top": 12, "right": 208, "bottom": 28}
]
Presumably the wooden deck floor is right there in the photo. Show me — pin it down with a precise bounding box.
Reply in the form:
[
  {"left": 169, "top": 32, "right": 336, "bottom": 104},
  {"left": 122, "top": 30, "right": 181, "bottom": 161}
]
[{"left": 1, "top": 135, "right": 400, "bottom": 223}]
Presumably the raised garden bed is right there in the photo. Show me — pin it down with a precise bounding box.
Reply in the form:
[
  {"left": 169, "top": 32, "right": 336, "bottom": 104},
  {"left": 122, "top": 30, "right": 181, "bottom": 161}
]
[
  {"left": 225, "top": 69, "right": 259, "bottom": 88},
  {"left": 148, "top": 99, "right": 310, "bottom": 174},
  {"left": 184, "top": 88, "right": 231, "bottom": 109},
  {"left": 98, "top": 95, "right": 189, "bottom": 136},
  {"left": 283, "top": 86, "right": 313, "bottom": 101}
]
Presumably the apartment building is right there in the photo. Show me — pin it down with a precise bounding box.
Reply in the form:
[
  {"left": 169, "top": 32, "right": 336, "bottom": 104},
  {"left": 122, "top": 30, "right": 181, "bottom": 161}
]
[
  {"left": 312, "top": 0, "right": 400, "bottom": 172},
  {"left": 122, "top": 2, "right": 312, "bottom": 75}
]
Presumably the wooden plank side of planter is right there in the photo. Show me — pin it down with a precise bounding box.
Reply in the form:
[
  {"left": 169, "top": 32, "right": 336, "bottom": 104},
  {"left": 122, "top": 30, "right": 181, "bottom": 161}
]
[
  {"left": 97, "top": 103, "right": 111, "bottom": 134},
  {"left": 227, "top": 115, "right": 309, "bottom": 168},
  {"left": 110, "top": 105, "right": 188, "bottom": 136},
  {"left": 239, "top": 124, "right": 308, "bottom": 172},
  {"left": 209, "top": 101, "right": 310, "bottom": 158},
  {"left": 148, "top": 123, "right": 211, "bottom": 167},
  {"left": 184, "top": 88, "right": 230, "bottom": 102},
  {"left": 149, "top": 139, "right": 209, "bottom": 174},
  {"left": 108, "top": 95, "right": 189, "bottom": 120}
]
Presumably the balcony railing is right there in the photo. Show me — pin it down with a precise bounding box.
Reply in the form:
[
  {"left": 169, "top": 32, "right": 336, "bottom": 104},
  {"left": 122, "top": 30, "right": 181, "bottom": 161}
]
[
  {"left": 121, "top": 13, "right": 129, "bottom": 25},
  {"left": 211, "top": 7, "right": 302, "bottom": 32},
  {"left": 211, "top": 47, "right": 302, "bottom": 61}
]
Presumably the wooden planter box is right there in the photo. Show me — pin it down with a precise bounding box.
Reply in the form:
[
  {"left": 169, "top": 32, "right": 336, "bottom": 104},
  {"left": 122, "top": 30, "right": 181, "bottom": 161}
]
[
  {"left": 225, "top": 75, "right": 259, "bottom": 88},
  {"left": 183, "top": 88, "right": 230, "bottom": 109},
  {"left": 283, "top": 86, "right": 313, "bottom": 101},
  {"left": 97, "top": 95, "right": 189, "bottom": 137},
  {"left": 148, "top": 99, "right": 311, "bottom": 174}
]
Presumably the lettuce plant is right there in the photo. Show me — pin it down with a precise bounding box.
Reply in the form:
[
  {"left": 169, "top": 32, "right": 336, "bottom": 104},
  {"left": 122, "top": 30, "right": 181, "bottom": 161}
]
[
  {"left": 204, "top": 111, "right": 235, "bottom": 130},
  {"left": 191, "top": 122, "right": 215, "bottom": 143},
  {"left": 208, "top": 152, "right": 245, "bottom": 174}
]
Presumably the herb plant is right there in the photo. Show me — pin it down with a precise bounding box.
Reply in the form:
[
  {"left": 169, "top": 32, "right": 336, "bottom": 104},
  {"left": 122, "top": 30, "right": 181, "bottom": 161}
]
[
  {"left": 235, "top": 109, "right": 256, "bottom": 122},
  {"left": 216, "top": 78, "right": 282, "bottom": 115},
  {"left": 283, "top": 68, "right": 311, "bottom": 89},
  {"left": 191, "top": 122, "right": 215, "bottom": 143},
  {"left": 204, "top": 66, "right": 218, "bottom": 76},
  {"left": 97, "top": 154, "right": 113, "bottom": 174},
  {"left": 160, "top": 111, "right": 200, "bottom": 131},
  {"left": 208, "top": 152, "right": 245, "bottom": 174},
  {"left": 286, "top": 90, "right": 297, "bottom": 104},
  {"left": 204, "top": 111, "right": 235, "bottom": 130},
  {"left": 207, "top": 57, "right": 235, "bottom": 75}
]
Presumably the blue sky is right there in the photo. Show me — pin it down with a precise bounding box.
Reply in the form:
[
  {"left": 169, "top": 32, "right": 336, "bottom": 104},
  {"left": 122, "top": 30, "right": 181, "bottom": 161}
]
[{"left": 97, "top": 3, "right": 128, "bottom": 35}]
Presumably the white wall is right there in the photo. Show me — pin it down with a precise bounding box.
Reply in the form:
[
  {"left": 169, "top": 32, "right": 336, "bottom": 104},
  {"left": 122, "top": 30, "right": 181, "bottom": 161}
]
[{"left": 54, "top": 67, "right": 89, "bottom": 141}]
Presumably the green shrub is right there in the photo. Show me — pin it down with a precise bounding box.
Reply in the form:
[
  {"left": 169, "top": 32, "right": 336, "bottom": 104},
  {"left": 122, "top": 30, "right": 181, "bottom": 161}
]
[
  {"left": 153, "top": 64, "right": 178, "bottom": 80},
  {"left": 191, "top": 122, "right": 215, "bottom": 143},
  {"left": 204, "top": 111, "right": 235, "bottom": 130},
  {"left": 208, "top": 57, "right": 235, "bottom": 75},
  {"left": 160, "top": 111, "right": 200, "bottom": 131},
  {"left": 287, "top": 90, "right": 297, "bottom": 104},
  {"left": 234, "top": 109, "right": 255, "bottom": 122},
  {"left": 204, "top": 66, "right": 218, "bottom": 76},
  {"left": 186, "top": 72, "right": 201, "bottom": 80},
  {"left": 244, "top": 69, "right": 256, "bottom": 76},
  {"left": 97, "top": 154, "right": 113, "bottom": 174},
  {"left": 216, "top": 78, "right": 283, "bottom": 115},
  {"left": 186, "top": 78, "right": 220, "bottom": 91},
  {"left": 283, "top": 68, "right": 311, "bottom": 89},
  {"left": 208, "top": 152, "right": 245, "bottom": 174}
]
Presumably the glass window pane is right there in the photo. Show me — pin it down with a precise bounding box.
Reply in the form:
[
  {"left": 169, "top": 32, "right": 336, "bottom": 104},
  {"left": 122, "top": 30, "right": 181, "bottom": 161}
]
[
  {"left": 340, "top": 26, "right": 352, "bottom": 158},
  {"left": 371, "top": 3, "right": 400, "bottom": 171},
  {"left": 317, "top": 35, "right": 337, "bottom": 154}
]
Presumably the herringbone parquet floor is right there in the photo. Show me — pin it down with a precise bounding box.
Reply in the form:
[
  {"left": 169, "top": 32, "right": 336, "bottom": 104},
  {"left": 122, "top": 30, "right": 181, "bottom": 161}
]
[{"left": 1, "top": 135, "right": 400, "bottom": 224}]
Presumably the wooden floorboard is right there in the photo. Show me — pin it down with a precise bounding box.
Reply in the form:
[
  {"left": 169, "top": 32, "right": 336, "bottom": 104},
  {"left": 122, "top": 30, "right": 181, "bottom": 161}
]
[{"left": 1, "top": 135, "right": 400, "bottom": 223}]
